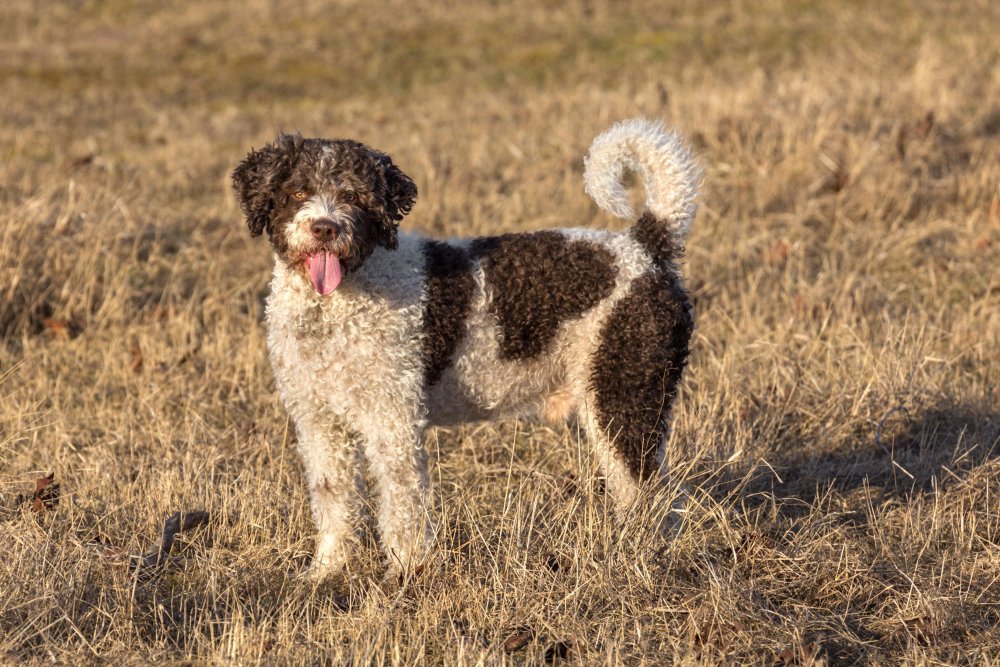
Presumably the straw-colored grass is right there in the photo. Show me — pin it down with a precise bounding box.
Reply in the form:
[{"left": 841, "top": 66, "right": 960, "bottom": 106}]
[{"left": 1, "top": 0, "right": 998, "bottom": 664}]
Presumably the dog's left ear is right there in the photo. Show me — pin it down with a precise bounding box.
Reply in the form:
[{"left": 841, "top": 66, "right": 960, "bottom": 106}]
[{"left": 371, "top": 153, "right": 417, "bottom": 250}]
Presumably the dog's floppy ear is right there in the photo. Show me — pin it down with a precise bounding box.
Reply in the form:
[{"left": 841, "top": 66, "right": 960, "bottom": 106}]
[
  {"left": 370, "top": 152, "right": 417, "bottom": 250},
  {"left": 232, "top": 134, "right": 300, "bottom": 237}
]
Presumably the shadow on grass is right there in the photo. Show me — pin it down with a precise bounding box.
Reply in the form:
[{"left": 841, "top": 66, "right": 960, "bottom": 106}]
[
  {"left": 713, "top": 397, "right": 999, "bottom": 514},
  {"left": 132, "top": 568, "right": 372, "bottom": 656}
]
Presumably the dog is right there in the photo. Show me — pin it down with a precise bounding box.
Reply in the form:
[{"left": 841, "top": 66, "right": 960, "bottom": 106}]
[{"left": 232, "top": 119, "right": 699, "bottom": 579}]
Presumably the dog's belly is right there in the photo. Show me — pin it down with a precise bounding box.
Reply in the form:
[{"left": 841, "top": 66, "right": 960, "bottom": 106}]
[
  {"left": 422, "top": 316, "right": 572, "bottom": 427},
  {"left": 424, "top": 377, "right": 577, "bottom": 427},
  {"left": 422, "top": 374, "right": 494, "bottom": 426},
  {"left": 423, "top": 373, "right": 569, "bottom": 427}
]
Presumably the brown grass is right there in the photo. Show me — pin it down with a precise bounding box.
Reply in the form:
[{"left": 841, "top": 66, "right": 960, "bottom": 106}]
[{"left": 1, "top": 0, "right": 998, "bottom": 664}]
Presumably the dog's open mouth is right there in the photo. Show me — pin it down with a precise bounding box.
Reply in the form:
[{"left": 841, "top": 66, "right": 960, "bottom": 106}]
[{"left": 304, "top": 251, "right": 342, "bottom": 295}]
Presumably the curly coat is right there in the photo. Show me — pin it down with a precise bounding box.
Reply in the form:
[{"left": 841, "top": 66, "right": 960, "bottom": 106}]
[{"left": 232, "top": 119, "right": 700, "bottom": 578}]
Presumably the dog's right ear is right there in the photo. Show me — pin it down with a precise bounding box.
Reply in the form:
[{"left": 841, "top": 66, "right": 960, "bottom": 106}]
[{"left": 232, "top": 135, "right": 299, "bottom": 237}]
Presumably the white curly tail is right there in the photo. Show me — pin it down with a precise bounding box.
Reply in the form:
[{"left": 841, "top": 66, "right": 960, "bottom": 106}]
[{"left": 583, "top": 118, "right": 700, "bottom": 240}]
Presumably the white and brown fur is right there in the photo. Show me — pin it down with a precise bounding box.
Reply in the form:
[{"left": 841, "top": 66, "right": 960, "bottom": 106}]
[{"left": 232, "top": 119, "right": 700, "bottom": 578}]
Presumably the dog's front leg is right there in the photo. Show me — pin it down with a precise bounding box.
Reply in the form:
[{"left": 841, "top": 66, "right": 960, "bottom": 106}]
[
  {"left": 294, "top": 414, "right": 364, "bottom": 580},
  {"left": 358, "top": 416, "right": 434, "bottom": 576}
]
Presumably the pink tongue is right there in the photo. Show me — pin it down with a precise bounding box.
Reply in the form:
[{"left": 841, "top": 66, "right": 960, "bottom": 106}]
[{"left": 305, "top": 252, "right": 342, "bottom": 295}]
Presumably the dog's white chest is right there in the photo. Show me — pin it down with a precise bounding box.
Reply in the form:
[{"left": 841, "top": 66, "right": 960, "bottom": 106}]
[{"left": 263, "top": 254, "right": 426, "bottom": 424}]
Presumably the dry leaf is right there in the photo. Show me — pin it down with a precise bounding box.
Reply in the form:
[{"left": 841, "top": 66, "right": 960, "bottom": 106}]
[
  {"left": 774, "top": 641, "right": 822, "bottom": 665},
  {"left": 42, "top": 318, "right": 82, "bottom": 339},
  {"left": 764, "top": 239, "right": 791, "bottom": 266},
  {"left": 63, "top": 154, "right": 96, "bottom": 172},
  {"left": 502, "top": 627, "right": 533, "bottom": 653},
  {"left": 7, "top": 473, "right": 61, "bottom": 514},
  {"left": 821, "top": 168, "right": 849, "bottom": 193},
  {"left": 43, "top": 319, "right": 70, "bottom": 338},
  {"left": 914, "top": 110, "right": 935, "bottom": 139},
  {"left": 129, "top": 342, "right": 144, "bottom": 373},
  {"left": 30, "top": 473, "right": 60, "bottom": 512}
]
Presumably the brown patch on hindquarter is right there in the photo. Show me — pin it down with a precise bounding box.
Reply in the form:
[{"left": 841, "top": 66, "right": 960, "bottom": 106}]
[
  {"left": 590, "top": 271, "right": 693, "bottom": 479},
  {"left": 470, "top": 231, "right": 617, "bottom": 360},
  {"left": 421, "top": 241, "right": 476, "bottom": 387}
]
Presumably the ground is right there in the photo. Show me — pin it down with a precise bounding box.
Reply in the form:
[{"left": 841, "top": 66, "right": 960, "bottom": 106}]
[{"left": 1, "top": 0, "right": 998, "bottom": 664}]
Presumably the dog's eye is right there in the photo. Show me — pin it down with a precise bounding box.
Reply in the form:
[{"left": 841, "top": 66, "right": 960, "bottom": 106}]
[
  {"left": 340, "top": 192, "right": 357, "bottom": 204},
  {"left": 291, "top": 191, "right": 308, "bottom": 202}
]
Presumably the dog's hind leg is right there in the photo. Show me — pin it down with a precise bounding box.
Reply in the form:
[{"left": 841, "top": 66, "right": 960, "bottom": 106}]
[
  {"left": 580, "top": 270, "right": 693, "bottom": 531},
  {"left": 578, "top": 403, "right": 685, "bottom": 533},
  {"left": 577, "top": 400, "right": 652, "bottom": 512}
]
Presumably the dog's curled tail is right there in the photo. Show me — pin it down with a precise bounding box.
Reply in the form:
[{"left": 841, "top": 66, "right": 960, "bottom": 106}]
[{"left": 584, "top": 118, "right": 700, "bottom": 249}]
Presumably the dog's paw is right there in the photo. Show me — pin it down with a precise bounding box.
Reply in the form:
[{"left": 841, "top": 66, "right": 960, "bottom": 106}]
[
  {"left": 383, "top": 547, "right": 433, "bottom": 583},
  {"left": 296, "top": 557, "right": 348, "bottom": 584},
  {"left": 379, "top": 560, "right": 429, "bottom": 595},
  {"left": 296, "top": 564, "right": 326, "bottom": 583}
]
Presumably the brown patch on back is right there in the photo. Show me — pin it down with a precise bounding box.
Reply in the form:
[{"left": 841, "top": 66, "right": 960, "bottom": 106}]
[
  {"left": 590, "top": 271, "right": 693, "bottom": 480},
  {"left": 421, "top": 241, "right": 476, "bottom": 387},
  {"left": 470, "top": 231, "right": 617, "bottom": 360}
]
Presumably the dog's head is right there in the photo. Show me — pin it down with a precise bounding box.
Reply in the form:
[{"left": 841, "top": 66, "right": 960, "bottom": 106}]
[{"left": 232, "top": 133, "right": 417, "bottom": 294}]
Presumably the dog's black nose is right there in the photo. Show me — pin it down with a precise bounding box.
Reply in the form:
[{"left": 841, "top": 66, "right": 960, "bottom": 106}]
[{"left": 310, "top": 218, "right": 339, "bottom": 242}]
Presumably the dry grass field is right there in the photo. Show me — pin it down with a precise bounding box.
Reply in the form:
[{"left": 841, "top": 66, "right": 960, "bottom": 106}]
[{"left": 2, "top": 0, "right": 999, "bottom": 664}]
